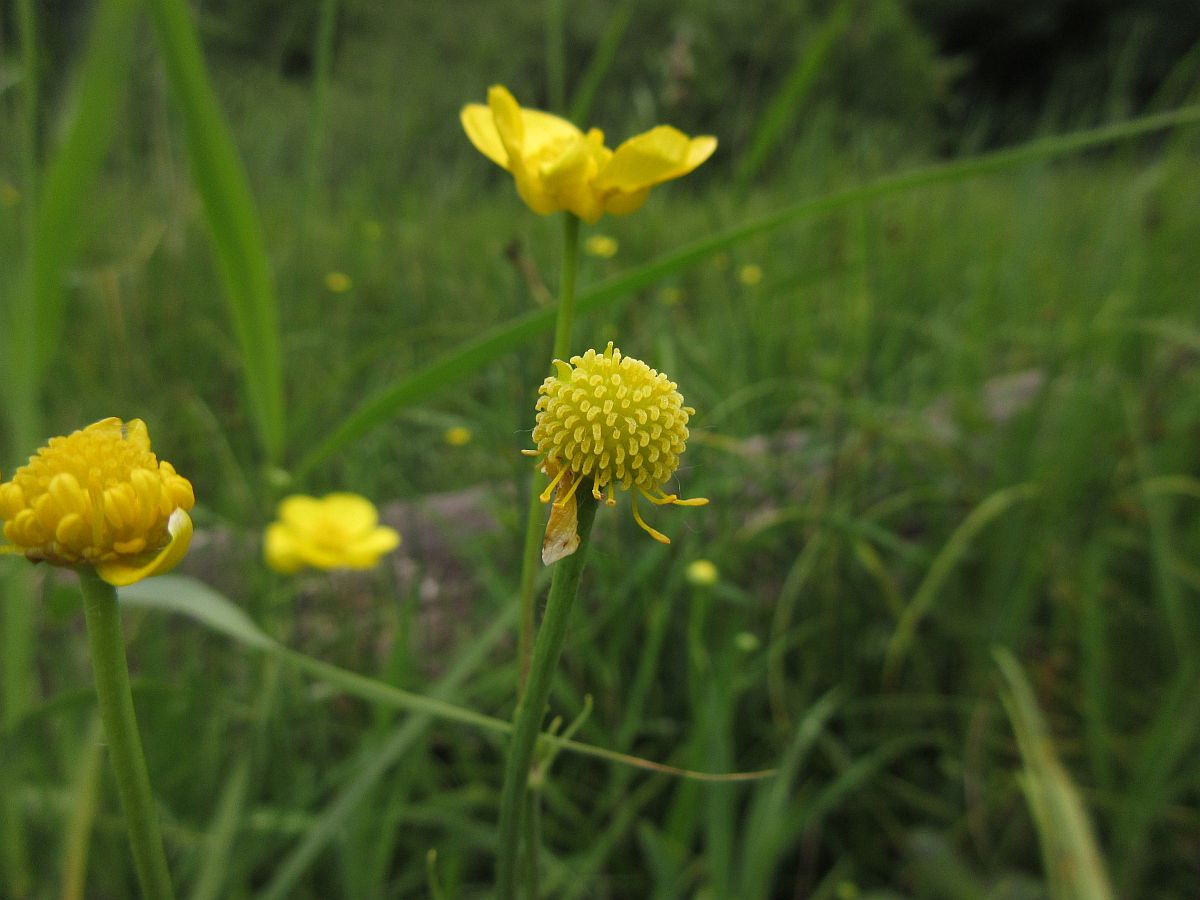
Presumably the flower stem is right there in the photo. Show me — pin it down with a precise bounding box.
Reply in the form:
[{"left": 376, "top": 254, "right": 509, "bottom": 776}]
[
  {"left": 78, "top": 570, "right": 175, "bottom": 900},
  {"left": 517, "top": 212, "right": 581, "bottom": 689},
  {"left": 497, "top": 493, "right": 597, "bottom": 899}
]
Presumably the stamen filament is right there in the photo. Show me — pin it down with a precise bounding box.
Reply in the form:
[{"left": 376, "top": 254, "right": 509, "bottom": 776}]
[
  {"left": 539, "top": 466, "right": 569, "bottom": 503},
  {"left": 554, "top": 472, "right": 584, "bottom": 507},
  {"left": 631, "top": 492, "right": 670, "bottom": 544}
]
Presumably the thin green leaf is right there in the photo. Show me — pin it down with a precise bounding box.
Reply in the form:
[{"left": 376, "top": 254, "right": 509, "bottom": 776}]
[
  {"left": 568, "top": 0, "right": 635, "bottom": 125},
  {"left": 995, "top": 649, "right": 1115, "bottom": 900},
  {"left": 187, "top": 757, "right": 249, "bottom": 900},
  {"left": 142, "top": 0, "right": 286, "bottom": 463},
  {"left": 736, "top": 0, "right": 857, "bottom": 188},
  {"left": 884, "top": 484, "right": 1038, "bottom": 682}
]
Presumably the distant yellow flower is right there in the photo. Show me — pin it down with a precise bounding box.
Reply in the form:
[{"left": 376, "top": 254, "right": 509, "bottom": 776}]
[
  {"left": 738, "top": 263, "right": 763, "bottom": 286},
  {"left": 461, "top": 85, "right": 717, "bottom": 223},
  {"left": 525, "top": 343, "right": 706, "bottom": 553},
  {"left": 0, "top": 419, "right": 195, "bottom": 586},
  {"left": 685, "top": 559, "right": 719, "bottom": 586},
  {"left": 264, "top": 493, "right": 400, "bottom": 573},
  {"left": 325, "top": 271, "right": 352, "bottom": 293},
  {"left": 658, "top": 286, "right": 684, "bottom": 306},
  {"left": 584, "top": 235, "right": 619, "bottom": 259},
  {"left": 444, "top": 426, "right": 473, "bottom": 447},
  {"left": 361, "top": 220, "right": 383, "bottom": 241},
  {"left": 0, "top": 181, "right": 20, "bottom": 207}
]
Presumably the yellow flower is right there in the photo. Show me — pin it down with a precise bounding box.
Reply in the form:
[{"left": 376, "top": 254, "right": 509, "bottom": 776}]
[
  {"left": 658, "top": 286, "right": 684, "bottom": 306},
  {"left": 0, "top": 418, "right": 195, "bottom": 586},
  {"left": 443, "top": 426, "right": 473, "bottom": 447},
  {"left": 526, "top": 343, "right": 706, "bottom": 550},
  {"left": 0, "top": 181, "right": 20, "bottom": 207},
  {"left": 738, "top": 263, "right": 763, "bottom": 286},
  {"left": 361, "top": 220, "right": 383, "bottom": 241},
  {"left": 685, "top": 558, "right": 719, "bottom": 586},
  {"left": 264, "top": 493, "right": 400, "bottom": 574},
  {"left": 584, "top": 235, "right": 619, "bottom": 259},
  {"left": 325, "top": 271, "right": 353, "bottom": 293},
  {"left": 461, "top": 85, "right": 717, "bottom": 223}
]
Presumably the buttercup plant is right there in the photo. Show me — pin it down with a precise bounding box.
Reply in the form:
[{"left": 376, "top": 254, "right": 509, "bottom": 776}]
[
  {"left": 0, "top": 418, "right": 194, "bottom": 899},
  {"left": 462, "top": 82, "right": 718, "bottom": 687},
  {"left": 497, "top": 348, "right": 706, "bottom": 898},
  {"left": 461, "top": 85, "right": 717, "bottom": 896}
]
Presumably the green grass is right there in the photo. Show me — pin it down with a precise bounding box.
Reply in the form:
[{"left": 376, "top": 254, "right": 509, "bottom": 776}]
[{"left": 3, "top": 1, "right": 1200, "bottom": 897}]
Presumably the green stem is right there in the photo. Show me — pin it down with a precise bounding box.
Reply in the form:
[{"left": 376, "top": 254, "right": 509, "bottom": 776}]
[
  {"left": 497, "top": 494, "right": 597, "bottom": 899},
  {"left": 78, "top": 571, "right": 175, "bottom": 900},
  {"left": 517, "top": 212, "right": 581, "bottom": 690},
  {"left": 550, "top": 214, "right": 581, "bottom": 362}
]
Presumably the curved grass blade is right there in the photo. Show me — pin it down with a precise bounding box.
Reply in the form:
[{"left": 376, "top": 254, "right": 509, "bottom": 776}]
[
  {"left": 995, "top": 649, "right": 1115, "bottom": 900},
  {"left": 735, "top": 0, "right": 857, "bottom": 189},
  {"left": 295, "top": 106, "right": 1200, "bottom": 477},
  {"left": 141, "top": 0, "right": 286, "bottom": 464},
  {"left": 568, "top": 0, "right": 635, "bottom": 125},
  {"left": 884, "top": 484, "right": 1038, "bottom": 682}
]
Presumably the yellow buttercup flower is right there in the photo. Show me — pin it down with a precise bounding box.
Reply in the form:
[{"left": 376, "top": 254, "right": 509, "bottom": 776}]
[
  {"left": 264, "top": 493, "right": 400, "bottom": 574},
  {"left": 685, "top": 558, "right": 719, "bottom": 586},
  {"left": 0, "top": 418, "right": 195, "bottom": 586},
  {"left": 444, "top": 426, "right": 473, "bottom": 447},
  {"left": 461, "top": 85, "right": 717, "bottom": 223},
  {"left": 738, "top": 263, "right": 763, "bottom": 286},
  {"left": 325, "top": 271, "right": 353, "bottom": 293},
  {"left": 584, "top": 235, "right": 619, "bottom": 259},
  {"left": 526, "top": 343, "right": 706, "bottom": 549}
]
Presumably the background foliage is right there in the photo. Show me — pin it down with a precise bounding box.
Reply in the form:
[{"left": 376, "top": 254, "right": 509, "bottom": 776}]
[{"left": 2, "top": 0, "right": 1199, "bottom": 897}]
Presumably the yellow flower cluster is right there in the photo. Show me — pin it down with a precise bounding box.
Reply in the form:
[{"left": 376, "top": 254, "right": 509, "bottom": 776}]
[
  {"left": 461, "top": 85, "right": 716, "bottom": 223},
  {"left": 528, "top": 343, "right": 706, "bottom": 544},
  {"left": 0, "top": 419, "right": 195, "bottom": 586},
  {"left": 264, "top": 493, "right": 400, "bottom": 573}
]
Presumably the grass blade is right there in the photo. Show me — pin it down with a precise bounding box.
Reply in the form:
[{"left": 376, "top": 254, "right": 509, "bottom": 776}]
[
  {"left": 142, "top": 0, "right": 286, "bottom": 464},
  {"left": 995, "top": 649, "right": 1115, "bottom": 900},
  {"left": 884, "top": 484, "right": 1038, "bottom": 682},
  {"left": 186, "top": 757, "right": 249, "bottom": 900},
  {"left": 296, "top": 106, "right": 1200, "bottom": 477},
  {"left": 568, "top": 0, "right": 635, "bottom": 125},
  {"left": 735, "top": 0, "right": 857, "bottom": 188}
]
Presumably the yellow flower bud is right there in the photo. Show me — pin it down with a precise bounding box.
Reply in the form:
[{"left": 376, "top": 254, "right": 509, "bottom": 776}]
[
  {"left": 0, "top": 418, "right": 195, "bottom": 585},
  {"left": 443, "top": 426, "right": 473, "bottom": 447},
  {"left": 685, "top": 559, "right": 719, "bottom": 587},
  {"left": 584, "top": 235, "right": 619, "bottom": 259}
]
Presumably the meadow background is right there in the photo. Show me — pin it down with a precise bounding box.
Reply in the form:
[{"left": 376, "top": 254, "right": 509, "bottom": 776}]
[{"left": 3, "top": 0, "right": 1200, "bottom": 896}]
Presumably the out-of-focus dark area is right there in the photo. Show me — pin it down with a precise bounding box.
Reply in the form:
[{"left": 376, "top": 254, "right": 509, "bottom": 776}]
[{"left": 14, "top": 0, "right": 1200, "bottom": 152}]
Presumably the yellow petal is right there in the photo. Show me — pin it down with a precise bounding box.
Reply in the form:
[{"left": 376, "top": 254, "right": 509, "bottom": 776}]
[
  {"left": 320, "top": 492, "right": 381, "bottom": 536},
  {"left": 264, "top": 522, "right": 303, "bottom": 574},
  {"left": 342, "top": 526, "right": 402, "bottom": 568},
  {"left": 461, "top": 103, "right": 510, "bottom": 169},
  {"left": 603, "top": 187, "right": 651, "bottom": 217},
  {"left": 97, "top": 508, "right": 193, "bottom": 586},
  {"left": 520, "top": 107, "right": 584, "bottom": 158},
  {"left": 487, "top": 85, "right": 528, "bottom": 173},
  {"left": 278, "top": 495, "right": 325, "bottom": 532},
  {"left": 594, "top": 126, "right": 717, "bottom": 192}
]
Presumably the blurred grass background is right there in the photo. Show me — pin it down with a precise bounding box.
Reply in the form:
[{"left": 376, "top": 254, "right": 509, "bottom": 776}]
[{"left": 2, "top": 0, "right": 1200, "bottom": 896}]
